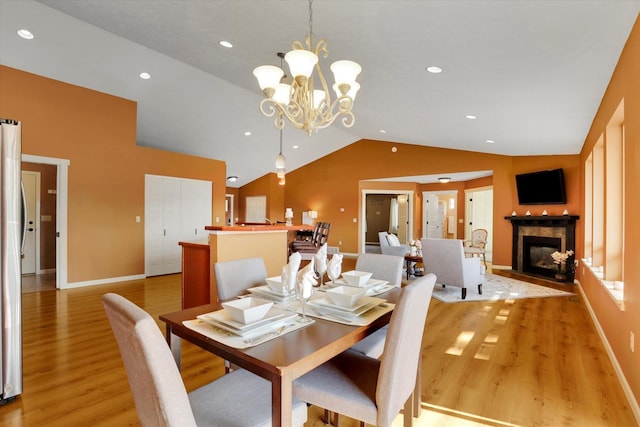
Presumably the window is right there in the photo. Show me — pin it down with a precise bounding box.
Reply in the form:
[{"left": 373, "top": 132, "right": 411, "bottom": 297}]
[{"left": 584, "top": 100, "right": 625, "bottom": 305}]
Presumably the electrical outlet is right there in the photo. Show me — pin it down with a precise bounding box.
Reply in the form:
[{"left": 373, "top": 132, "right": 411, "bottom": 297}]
[{"left": 631, "top": 331, "right": 635, "bottom": 353}]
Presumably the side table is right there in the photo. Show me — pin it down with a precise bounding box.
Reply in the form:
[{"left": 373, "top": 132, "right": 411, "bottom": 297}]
[{"left": 404, "top": 254, "right": 424, "bottom": 280}]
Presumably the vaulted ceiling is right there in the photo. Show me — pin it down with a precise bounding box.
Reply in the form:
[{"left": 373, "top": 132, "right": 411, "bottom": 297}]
[{"left": 1, "top": 1, "right": 638, "bottom": 186}]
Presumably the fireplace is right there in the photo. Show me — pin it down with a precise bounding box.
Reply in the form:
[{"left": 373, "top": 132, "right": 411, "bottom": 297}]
[
  {"left": 505, "top": 215, "right": 579, "bottom": 281},
  {"left": 522, "top": 236, "right": 561, "bottom": 278}
]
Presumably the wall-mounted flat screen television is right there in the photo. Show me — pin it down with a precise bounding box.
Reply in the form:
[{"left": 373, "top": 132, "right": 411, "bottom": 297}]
[{"left": 515, "top": 168, "right": 567, "bottom": 205}]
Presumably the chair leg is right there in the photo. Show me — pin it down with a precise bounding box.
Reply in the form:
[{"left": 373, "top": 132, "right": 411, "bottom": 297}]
[
  {"left": 403, "top": 394, "right": 414, "bottom": 427},
  {"left": 478, "top": 283, "right": 483, "bottom": 295},
  {"left": 461, "top": 288, "right": 467, "bottom": 299}
]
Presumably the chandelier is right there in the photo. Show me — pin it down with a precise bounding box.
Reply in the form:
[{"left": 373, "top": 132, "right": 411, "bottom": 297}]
[{"left": 253, "top": 0, "right": 361, "bottom": 136}]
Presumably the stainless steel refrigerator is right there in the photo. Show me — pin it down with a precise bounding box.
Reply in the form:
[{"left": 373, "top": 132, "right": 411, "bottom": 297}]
[{"left": 0, "top": 119, "right": 22, "bottom": 404}]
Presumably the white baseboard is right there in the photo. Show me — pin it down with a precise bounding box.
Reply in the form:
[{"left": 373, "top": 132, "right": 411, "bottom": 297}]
[
  {"left": 36, "top": 268, "right": 56, "bottom": 275},
  {"left": 576, "top": 280, "right": 640, "bottom": 424},
  {"left": 62, "top": 274, "right": 146, "bottom": 289}
]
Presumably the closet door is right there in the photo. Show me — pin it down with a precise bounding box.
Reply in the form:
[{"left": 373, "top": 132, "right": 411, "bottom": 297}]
[
  {"left": 180, "top": 178, "right": 212, "bottom": 242},
  {"left": 145, "top": 175, "right": 212, "bottom": 277}
]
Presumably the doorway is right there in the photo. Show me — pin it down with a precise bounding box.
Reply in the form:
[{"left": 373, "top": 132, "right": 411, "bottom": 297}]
[
  {"left": 361, "top": 190, "right": 414, "bottom": 254},
  {"left": 464, "top": 187, "right": 493, "bottom": 263},
  {"left": 422, "top": 190, "right": 458, "bottom": 239},
  {"left": 21, "top": 155, "right": 70, "bottom": 291}
]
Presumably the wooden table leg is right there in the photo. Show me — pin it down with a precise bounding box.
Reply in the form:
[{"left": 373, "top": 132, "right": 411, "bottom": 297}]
[
  {"left": 272, "top": 375, "right": 293, "bottom": 427},
  {"left": 403, "top": 393, "right": 414, "bottom": 427}
]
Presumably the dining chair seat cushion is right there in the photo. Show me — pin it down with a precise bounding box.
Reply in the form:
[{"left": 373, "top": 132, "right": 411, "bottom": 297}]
[
  {"left": 293, "top": 349, "right": 381, "bottom": 426},
  {"left": 190, "top": 368, "right": 308, "bottom": 427}
]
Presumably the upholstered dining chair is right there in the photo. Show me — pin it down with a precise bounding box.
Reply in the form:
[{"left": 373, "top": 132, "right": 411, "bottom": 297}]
[
  {"left": 214, "top": 257, "right": 269, "bottom": 372},
  {"left": 464, "top": 228, "right": 488, "bottom": 267},
  {"left": 102, "top": 293, "right": 307, "bottom": 427},
  {"left": 292, "top": 274, "right": 436, "bottom": 427},
  {"left": 349, "top": 253, "right": 404, "bottom": 359},
  {"left": 214, "top": 256, "right": 268, "bottom": 302}
]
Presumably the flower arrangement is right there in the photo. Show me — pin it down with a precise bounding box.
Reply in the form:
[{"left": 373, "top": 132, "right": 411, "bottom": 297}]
[
  {"left": 551, "top": 249, "right": 574, "bottom": 265},
  {"left": 408, "top": 239, "right": 422, "bottom": 255}
]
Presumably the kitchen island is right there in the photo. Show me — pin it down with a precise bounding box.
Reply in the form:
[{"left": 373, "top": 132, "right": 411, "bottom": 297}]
[{"left": 179, "top": 224, "right": 313, "bottom": 308}]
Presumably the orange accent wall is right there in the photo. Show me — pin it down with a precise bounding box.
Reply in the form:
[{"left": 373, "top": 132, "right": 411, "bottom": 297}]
[
  {"left": 0, "top": 66, "right": 227, "bottom": 283},
  {"left": 283, "top": 140, "right": 579, "bottom": 267},
  {"left": 238, "top": 173, "right": 285, "bottom": 223},
  {"left": 578, "top": 15, "right": 640, "bottom": 410}
]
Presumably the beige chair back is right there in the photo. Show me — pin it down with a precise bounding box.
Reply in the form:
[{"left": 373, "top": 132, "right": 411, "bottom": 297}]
[
  {"left": 355, "top": 253, "right": 404, "bottom": 287},
  {"left": 376, "top": 274, "right": 436, "bottom": 426},
  {"left": 214, "top": 257, "right": 267, "bottom": 301},
  {"left": 102, "top": 293, "right": 197, "bottom": 427}
]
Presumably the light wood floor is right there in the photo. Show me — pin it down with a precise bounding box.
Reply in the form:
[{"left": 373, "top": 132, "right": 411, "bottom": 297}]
[{"left": 1, "top": 269, "right": 636, "bottom": 426}]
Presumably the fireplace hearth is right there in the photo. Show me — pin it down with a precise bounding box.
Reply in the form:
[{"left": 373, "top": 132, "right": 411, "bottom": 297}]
[{"left": 505, "top": 215, "right": 579, "bottom": 282}]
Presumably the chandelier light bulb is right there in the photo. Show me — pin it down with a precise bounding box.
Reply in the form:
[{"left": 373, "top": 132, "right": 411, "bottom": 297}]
[
  {"left": 285, "top": 49, "right": 318, "bottom": 81},
  {"left": 275, "top": 153, "right": 286, "bottom": 169},
  {"left": 273, "top": 83, "right": 291, "bottom": 105},
  {"left": 330, "top": 60, "right": 362, "bottom": 86},
  {"left": 253, "top": 65, "right": 284, "bottom": 95}
]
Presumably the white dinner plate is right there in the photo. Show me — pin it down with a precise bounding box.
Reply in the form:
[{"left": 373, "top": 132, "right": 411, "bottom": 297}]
[
  {"left": 247, "top": 285, "right": 294, "bottom": 301},
  {"left": 312, "top": 295, "right": 386, "bottom": 313},
  {"left": 309, "top": 296, "right": 385, "bottom": 318},
  {"left": 327, "top": 278, "right": 388, "bottom": 289},
  {"left": 197, "top": 307, "right": 295, "bottom": 336}
]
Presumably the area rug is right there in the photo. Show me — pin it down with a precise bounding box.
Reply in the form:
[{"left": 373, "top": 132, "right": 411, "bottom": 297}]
[{"left": 430, "top": 273, "right": 574, "bottom": 303}]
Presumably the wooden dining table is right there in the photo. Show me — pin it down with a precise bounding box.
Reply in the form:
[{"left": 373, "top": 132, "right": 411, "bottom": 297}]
[{"left": 159, "top": 288, "right": 401, "bottom": 427}]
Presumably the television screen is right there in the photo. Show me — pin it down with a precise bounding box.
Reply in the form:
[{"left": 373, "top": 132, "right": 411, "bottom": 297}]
[{"left": 515, "top": 168, "right": 567, "bottom": 205}]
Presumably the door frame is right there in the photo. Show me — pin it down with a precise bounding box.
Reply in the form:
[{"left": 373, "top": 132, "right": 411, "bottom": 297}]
[
  {"left": 22, "top": 154, "right": 70, "bottom": 289},
  {"left": 360, "top": 189, "right": 414, "bottom": 254}
]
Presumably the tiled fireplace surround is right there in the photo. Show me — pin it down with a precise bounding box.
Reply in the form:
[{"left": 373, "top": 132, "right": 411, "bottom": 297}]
[{"left": 505, "top": 215, "right": 579, "bottom": 278}]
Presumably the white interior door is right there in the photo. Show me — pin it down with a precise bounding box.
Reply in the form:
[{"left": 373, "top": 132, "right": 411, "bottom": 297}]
[
  {"left": 465, "top": 188, "right": 494, "bottom": 262},
  {"left": 424, "top": 194, "right": 443, "bottom": 238},
  {"left": 21, "top": 171, "right": 39, "bottom": 274}
]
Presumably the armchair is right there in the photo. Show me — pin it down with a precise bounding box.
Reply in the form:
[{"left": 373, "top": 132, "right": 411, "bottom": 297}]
[
  {"left": 421, "top": 238, "right": 484, "bottom": 299},
  {"left": 378, "top": 231, "right": 409, "bottom": 257},
  {"left": 464, "top": 228, "right": 488, "bottom": 267}
]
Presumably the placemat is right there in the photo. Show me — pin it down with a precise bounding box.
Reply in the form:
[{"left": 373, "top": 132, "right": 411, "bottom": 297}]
[{"left": 183, "top": 316, "right": 313, "bottom": 349}]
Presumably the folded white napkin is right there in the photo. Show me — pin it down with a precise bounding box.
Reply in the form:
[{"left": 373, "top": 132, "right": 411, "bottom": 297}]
[
  {"left": 326, "top": 253, "right": 343, "bottom": 282},
  {"left": 282, "top": 252, "right": 301, "bottom": 294},
  {"left": 314, "top": 243, "right": 328, "bottom": 275},
  {"left": 297, "top": 258, "right": 317, "bottom": 299}
]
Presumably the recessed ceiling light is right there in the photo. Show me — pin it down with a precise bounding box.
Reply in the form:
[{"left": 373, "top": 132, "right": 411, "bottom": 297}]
[
  {"left": 378, "top": 129, "right": 387, "bottom": 133},
  {"left": 465, "top": 115, "right": 477, "bottom": 120},
  {"left": 227, "top": 176, "right": 238, "bottom": 182},
  {"left": 426, "top": 66, "right": 442, "bottom": 73},
  {"left": 486, "top": 139, "right": 495, "bottom": 144},
  {"left": 139, "top": 72, "right": 151, "bottom": 80},
  {"left": 219, "top": 40, "right": 233, "bottom": 48},
  {"left": 292, "top": 145, "right": 299, "bottom": 149},
  {"left": 17, "top": 29, "right": 34, "bottom": 40},
  {"left": 244, "top": 131, "right": 252, "bottom": 136}
]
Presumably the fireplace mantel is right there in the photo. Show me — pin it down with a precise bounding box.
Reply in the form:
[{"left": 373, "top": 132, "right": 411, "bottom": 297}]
[
  {"left": 504, "top": 215, "right": 580, "bottom": 225},
  {"left": 505, "top": 214, "right": 579, "bottom": 279}
]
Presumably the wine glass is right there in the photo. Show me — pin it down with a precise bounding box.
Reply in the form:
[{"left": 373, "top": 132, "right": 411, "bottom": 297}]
[
  {"left": 314, "top": 254, "right": 327, "bottom": 289},
  {"left": 280, "top": 268, "right": 295, "bottom": 310},
  {"left": 295, "top": 279, "right": 314, "bottom": 323}
]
